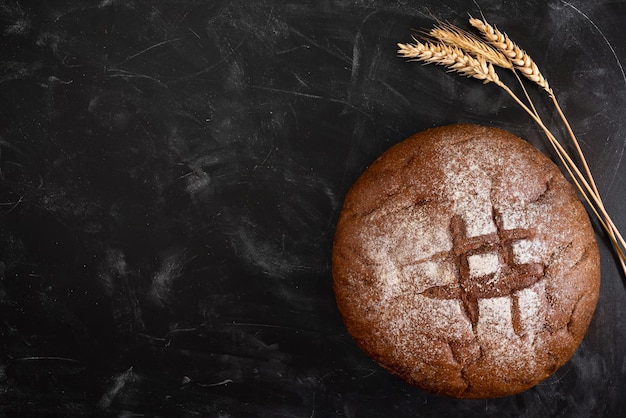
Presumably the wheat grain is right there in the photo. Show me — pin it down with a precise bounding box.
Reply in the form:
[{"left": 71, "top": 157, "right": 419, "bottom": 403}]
[
  {"left": 397, "top": 40, "right": 500, "bottom": 84},
  {"left": 469, "top": 17, "right": 552, "bottom": 94}
]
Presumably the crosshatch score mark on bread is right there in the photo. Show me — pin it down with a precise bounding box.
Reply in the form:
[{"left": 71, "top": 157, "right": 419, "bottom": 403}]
[
  {"left": 420, "top": 209, "right": 544, "bottom": 337},
  {"left": 332, "top": 124, "right": 600, "bottom": 398}
]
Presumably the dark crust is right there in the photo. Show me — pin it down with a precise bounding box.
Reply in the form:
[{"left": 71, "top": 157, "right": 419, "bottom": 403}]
[{"left": 332, "top": 124, "right": 600, "bottom": 399}]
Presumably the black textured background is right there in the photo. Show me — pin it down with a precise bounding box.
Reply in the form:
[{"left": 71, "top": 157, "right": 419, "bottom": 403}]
[{"left": 1, "top": 1, "right": 626, "bottom": 416}]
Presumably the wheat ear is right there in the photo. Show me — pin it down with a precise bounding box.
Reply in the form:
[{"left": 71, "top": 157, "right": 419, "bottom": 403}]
[
  {"left": 427, "top": 22, "right": 513, "bottom": 70},
  {"left": 397, "top": 40, "right": 500, "bottom": 84},
  {"left": 469, "top": 17, "right": 552, "bottom": 94}
]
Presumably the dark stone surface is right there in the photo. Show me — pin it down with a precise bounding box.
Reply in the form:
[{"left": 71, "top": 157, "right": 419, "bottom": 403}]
[{"left": 1, "top": 0, "right": 625, "bottom": 416}]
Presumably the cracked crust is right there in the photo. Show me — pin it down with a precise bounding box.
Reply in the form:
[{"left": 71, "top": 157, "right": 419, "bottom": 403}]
[{"left": 332, "top": 124, "right": 600, "bottom": 398}]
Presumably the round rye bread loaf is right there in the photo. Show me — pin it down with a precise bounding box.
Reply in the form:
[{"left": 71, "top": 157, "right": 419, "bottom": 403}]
[{"left": 332, "top": 124, "right": 600, "bottom": 398}]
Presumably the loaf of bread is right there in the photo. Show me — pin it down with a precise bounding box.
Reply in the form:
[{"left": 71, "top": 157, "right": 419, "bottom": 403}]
[{"left": 332, "top": 124, "right": 600, "bottom": 398}]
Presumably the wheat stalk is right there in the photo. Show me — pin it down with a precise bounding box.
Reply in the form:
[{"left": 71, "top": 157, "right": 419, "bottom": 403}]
[{"left": 398, "top": 17, "right": 626, "bottom": 276}]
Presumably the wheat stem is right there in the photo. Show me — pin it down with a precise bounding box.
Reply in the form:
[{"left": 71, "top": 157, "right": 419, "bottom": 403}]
[
  {"left": 498, "top": 82, "right": 626, "bottom": 273},
  {"left": 550, "top": 94, "right": 601, "bottom": 198},
  {"left": 550, "top": 92, "right": 626, "bottom": 272}
]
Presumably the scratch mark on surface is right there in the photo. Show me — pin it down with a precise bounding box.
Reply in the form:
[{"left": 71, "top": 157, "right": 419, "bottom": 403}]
[
  {"left": 167, "top": 35, "right": 248, "bottom": 86},
  {"left": 188, "top": 27, "right": 201, "bottom": 39},
  {"left": 253, "top": 86, "right": 358, "bottom": 110},
  {"left": 350, "top": 32, "right": 362, "bottom": 87},
  {"left": 379, "top": 80, "right": 411, "bottom": 106},
  {"left": 293, "top": 73, "right": 309, "bottom": 88},
  {"left": 204, "top": 379, "right": 233, "bottom": 387},
  {"left": 182, "top": 376, "right": 234, "bottom": 388},
  {"left": 606, "top": 136, "right": 626, "bottom": 194},
  {"left": 562, "top": 1, "right": 626, "bottom": 87},
  {"left": 276, "top": 45, "right": 311, "bottom": 55},
  {"left": 0, "top": 194, "right": 25, "bottom": 215},
  {"left": 98, "top": 367, "right": 136, "bottom": 409},
  {"left": 116, "top": 38, "right": 183, "bottom": 66},
  {"left": 228, "top": 322, "right": 301, "bottom": 331},
  {"left": 14, "top": 356, "right": 81, "bottom": 363},
  {"left": 349, "top": 9, "right": 379, "bottom": 86},
  {"left": 47, "top": 76, "right": 74, "bottom": 85},
  {"left": 253, "top": 148, "right": 274, "bottom": 171},
  {"left": 289, "top": 27, "right": 352, "bottom": 64},
  {"left": 164, "top": 326, "right": 202, "bottom": 346},
  {"left": 107, "top": 68, "right": 167, "bottom": 87}
]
